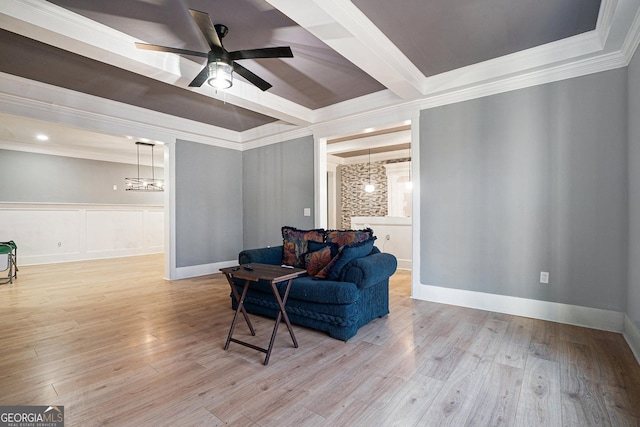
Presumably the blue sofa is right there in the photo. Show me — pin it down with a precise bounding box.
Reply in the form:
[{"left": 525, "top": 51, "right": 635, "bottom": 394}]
[{"left": 231, "top": 245, "right": 397, "bottom": 341}]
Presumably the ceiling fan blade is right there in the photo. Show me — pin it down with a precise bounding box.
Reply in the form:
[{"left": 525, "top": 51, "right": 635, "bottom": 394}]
[
  {"left": 188, "top": 66, "right": 209, "bottom": 87},
  {"left": 229, "top": 46, "right": 293, "bottom": 61},
  {"left": 189, "top": 9, "right": 223, "bottom": 52},
  {"left": 233, "top": 62, "right": 272, "bottom": 91},
  {"left": 135, "top": 42, "right": 208, "bottom": 58}
]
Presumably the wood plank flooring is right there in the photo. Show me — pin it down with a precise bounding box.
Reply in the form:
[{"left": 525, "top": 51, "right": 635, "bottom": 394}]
[{"left": 1, "top": 254, "right": 639, "bottom": 426}]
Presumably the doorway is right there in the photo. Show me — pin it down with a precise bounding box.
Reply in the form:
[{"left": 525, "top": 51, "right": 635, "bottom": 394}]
[{"left": 318, "top": 123, "right": 414, "bottom": 273}]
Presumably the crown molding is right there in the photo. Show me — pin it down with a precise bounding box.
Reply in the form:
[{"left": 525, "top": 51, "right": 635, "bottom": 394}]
[
  {"left": 310, "top": 101, "right": 418, "bottom": 141},
  {"left": 326, "top": 130, "right": 411, "bottom": 156},
  {"left": 415, "top": 50, "right": 629, "bottom": 113},
  {"left": 422, "top": 30, "right": 605, "bottom": 96},
  {"left": 312, "top": 89, "right": 403, "bottom": 124},
  {"left": 0, "top": 73, "right": 244, "bottom": 150},
  {"left": 621, "top": 2, "right": 640, "bottom": 62},
  {"left": 0, "top": 140, "right": 140, "bottom": 165},
  {"left": 597, "top": 0, "right": 619, "bottom": 45},
  {"left": 341, "top": 149, "right": 411, "bottom": 165},
  {"left": 239, "top": 127, "right": 313, "bottom": 151}
]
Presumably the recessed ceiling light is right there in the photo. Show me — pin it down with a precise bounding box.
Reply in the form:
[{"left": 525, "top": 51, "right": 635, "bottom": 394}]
[{"left": 36, "top": 134, "right": 49, "bottom": 141}]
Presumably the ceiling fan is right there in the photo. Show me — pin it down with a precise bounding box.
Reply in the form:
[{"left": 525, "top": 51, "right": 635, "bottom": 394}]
[{"left": 135, "top": 8, "right": 293, "bottom": 91}]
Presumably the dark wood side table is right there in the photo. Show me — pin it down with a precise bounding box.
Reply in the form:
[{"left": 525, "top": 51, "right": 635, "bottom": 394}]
[{"left": 220, "top": 263, "right": 306, "bottom": 365}]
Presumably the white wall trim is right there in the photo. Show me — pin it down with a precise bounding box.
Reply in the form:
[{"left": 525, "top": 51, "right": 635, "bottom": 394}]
[
  {"left": 314, "top": 135, "right": 328, "bottom": 228},
  {"left": 240, "top": 127, "right": 313, "bottom": 151},
  {"left": 21, "top": 249, "right": 164, "bottom": 266},
  {"left": 0, "top": 203, "right": 164, "bottom": 266},
  {"left": 413, "top": 283, "right": 626, "bottom": 333},
  {"left": 173, "top": 260, "right": 237, "bottom": 280},
  {"left": 164, "top": 142, "right": 176, "bottom": 281},
  {"left": 623, "top": 315, "right": 640, "bottom": 365},
  {"left": 409, "top": 111, "right": 421, "bottom": 299},
  {"left": 621, "top": 0, "right": 640, "bottom": 61},
  {"left": 326, "top": 130, "right": 411, "bottom": 156},
  {"left": 396, "top": 260, "right": 412, "bottom": 271},
  {"left": 0, "top": 73, "right": 242, "bottom": 148}
]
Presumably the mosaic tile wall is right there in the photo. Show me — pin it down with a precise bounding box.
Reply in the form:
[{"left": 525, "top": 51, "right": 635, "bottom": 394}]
[{"left": 339, "top": 161, "right": 388, "bottom": 229}]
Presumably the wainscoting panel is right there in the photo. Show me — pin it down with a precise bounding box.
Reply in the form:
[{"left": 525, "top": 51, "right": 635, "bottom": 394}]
[
  {"left": 0, "top": 203, "right": 164, "bottom": 265},
  {"left": 0, "top": 208, "right": 82, "bottom": 257},
  {"left": 86, "top": 210, "right": 145, "bottom": 253},
  {"left": 144, "top": 209, "right": 165, "bottom": 250},
  {"left": 352, "top": 216, "right": 412, "bottom": 270}
]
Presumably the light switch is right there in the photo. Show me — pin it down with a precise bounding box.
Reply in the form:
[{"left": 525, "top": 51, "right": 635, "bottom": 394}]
[
  {"left": 303, "top": 208, "right": 311, "bottom": 217},
  {"left": 113, "top": 185, "right": 118, "bottom": 191}
]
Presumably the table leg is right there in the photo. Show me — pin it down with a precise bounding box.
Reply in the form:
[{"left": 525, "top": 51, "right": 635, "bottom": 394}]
[
  {"left": 263, "top": 278, "right": 298, "bottom": 365},
  {"left": 225, "top": 278, "right": 254, "bottom": 351},
  {"left": 224, "top": 273, "right": 255, "bottom": 336}
]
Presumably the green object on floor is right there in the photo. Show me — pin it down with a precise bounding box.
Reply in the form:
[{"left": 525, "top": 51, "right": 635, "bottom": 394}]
[{"left": 0, "top": 240, "right": 18, "bottom": 284}]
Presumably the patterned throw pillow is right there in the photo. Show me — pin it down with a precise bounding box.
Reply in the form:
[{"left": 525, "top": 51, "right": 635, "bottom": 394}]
[
  {"left": 316, "top": 236, "right": 377, "bottom": 280},
  {"left": 304, "top": 245, "right": 334, "bottom": 276},
  {"left": 325, "top": 228, "right": 374, "bottom": 247},
  {"left": 281, "top": 226, "right": 325, "bottom": 267}
]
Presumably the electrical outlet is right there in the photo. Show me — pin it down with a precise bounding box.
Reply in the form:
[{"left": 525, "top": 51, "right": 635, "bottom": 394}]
[
  {"left": 540, "top": 271, "right": 549, "bottom": 284},
  {"left": 385, "top": 234, "right": 390, "bottom": 241}
]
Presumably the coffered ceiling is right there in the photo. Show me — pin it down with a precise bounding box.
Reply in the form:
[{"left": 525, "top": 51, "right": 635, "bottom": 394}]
[{"left": 0, "top": 0, "right": 639, "bottom": 152}]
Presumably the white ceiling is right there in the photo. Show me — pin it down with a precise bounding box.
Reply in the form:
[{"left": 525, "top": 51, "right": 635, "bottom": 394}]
[
  {"left": 0, "top": 113, "right": 165, "bottom": 165},
  {"left": 0, "top": 0, "right": 639, "bottom": 160}
]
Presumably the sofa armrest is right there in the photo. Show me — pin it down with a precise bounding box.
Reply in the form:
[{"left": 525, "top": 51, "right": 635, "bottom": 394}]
[
  {"left": 238, "top": 245, "right": 283, "bottom": 265},
  {"left": 340, "top": 252, "right": 398, "bottom": 290}
]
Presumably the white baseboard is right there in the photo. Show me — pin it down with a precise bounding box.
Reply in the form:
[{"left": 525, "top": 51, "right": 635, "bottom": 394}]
[
  {"left": 412, "top": 283, "right": 625, "bottom": 333},
  {"left": 623, "top": 315, "right": 640, "bottom": 365},
  {"left": 397, "top": 258, "right": 412, "bottom": 270},
  {"left": 173, "top": 260, "right": 236, "bottom": 280},
  {"left": 21, "top": 248, "right": 163, "bottom": 266}
]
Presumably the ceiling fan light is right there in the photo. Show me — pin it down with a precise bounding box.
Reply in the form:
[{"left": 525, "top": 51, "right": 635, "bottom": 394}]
[{"left": 207, "top": 61, "right": 233, "bottom": 89}]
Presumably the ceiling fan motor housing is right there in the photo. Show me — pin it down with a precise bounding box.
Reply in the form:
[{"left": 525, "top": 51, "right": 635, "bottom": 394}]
[{"left": 214, "top": 24, "right": 228, "bottom": 39}]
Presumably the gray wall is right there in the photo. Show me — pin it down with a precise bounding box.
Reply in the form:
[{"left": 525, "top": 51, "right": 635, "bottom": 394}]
[
  {"left": 419, "top": 68, "right": 628, "bottom": 312},
  {"left": 629, "top": 47, "right": 640, "bottom": 328},
  {"left": 0, "top": 149, "right": 163, "bottom": 205},
  {"left": 242, "top": 136, "right": 315, "bottom": 249},
  {"left": 175, "top": 140, "right": 242, "bottom": 267}
]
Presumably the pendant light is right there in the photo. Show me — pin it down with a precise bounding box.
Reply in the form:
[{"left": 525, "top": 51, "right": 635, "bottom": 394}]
[
  {"left": 364, "top": 149, "right": 375, "bottom": 193},
  {"left": 406, "top": 154, "right": 413, "bottom": 190},
  {"left": 125, "top": 142, "right": 164, "bottom": 191}
]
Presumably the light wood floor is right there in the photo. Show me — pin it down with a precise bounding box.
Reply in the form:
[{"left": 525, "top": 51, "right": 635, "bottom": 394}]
[{"left": 1, "top": 255, "right": 639, "bottom": 426}]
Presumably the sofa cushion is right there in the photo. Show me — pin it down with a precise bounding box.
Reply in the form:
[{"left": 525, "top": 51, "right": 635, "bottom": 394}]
[
  {"left": 239, "top": 245, "right": 283, "bottom": 265},
  {"left": 304, "top": 245, "right": 333, "bottom": 276},
  {"left": 233, "top": 276, "right": 359, "bottom": 305},
  {"left": 316, "top": 236, "right": 377, "bottom": 280},
  {"left": 325, "top": 228, "right": 373, "bottom": 247},
  {"left": 281, "top": 226, "right": 325, "bottom": 267},
  {"left": 288, "top": 276, "right": 359, "bottom": 304}
]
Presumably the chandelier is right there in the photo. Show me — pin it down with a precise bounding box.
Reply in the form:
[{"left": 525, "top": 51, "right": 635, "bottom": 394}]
[{"left": 125, "top": 142, "right": 164, "bottom": 191}]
